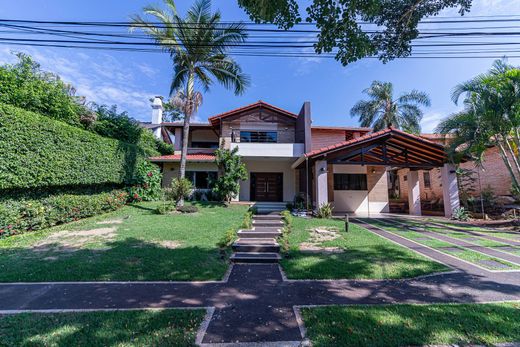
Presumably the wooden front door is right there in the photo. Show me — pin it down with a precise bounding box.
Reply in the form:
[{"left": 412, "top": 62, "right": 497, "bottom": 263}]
[{"left": 251, "top": 173, "right": 283, "bottom": 202}]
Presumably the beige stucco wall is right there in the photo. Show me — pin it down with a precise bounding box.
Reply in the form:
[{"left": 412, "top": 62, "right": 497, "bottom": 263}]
[
  {"left": 238, "top": 159, "right": 296, "bottom": 202},
  {"left": 330, "top": 164, "right": 389, "bottom": 213},
  {"left": 161, "top": 162, "right": 218, "bottom": 188}
]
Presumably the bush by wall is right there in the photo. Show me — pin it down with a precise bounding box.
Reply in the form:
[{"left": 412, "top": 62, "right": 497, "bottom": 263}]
[
  {"left": 0, "top": 190, "right": 128, "bottom": 238},
  {"left": 127, "top": 161, "right": 163, "bottom": 202},
  {"left": 0, "top": 103, "right": 159, "bottom": 192}
]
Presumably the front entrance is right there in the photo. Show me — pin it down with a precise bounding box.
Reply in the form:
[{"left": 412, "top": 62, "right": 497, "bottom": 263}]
[{"left": 251, "top": 173, "right": 283, "bottom": 202}]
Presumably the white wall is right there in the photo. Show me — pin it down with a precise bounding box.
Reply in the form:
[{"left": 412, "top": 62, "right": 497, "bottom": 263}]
[
  {"left": 230, "top": 143, "right": 304, "bottom": 157},
  {"left": 239, "top": 159, "right": 296, "bottom": 201}
]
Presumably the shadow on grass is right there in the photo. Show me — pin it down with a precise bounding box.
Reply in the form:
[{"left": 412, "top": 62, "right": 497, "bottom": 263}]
[
  {"left": 280, "top": 243, "right": 448, "bottom": 280},
  {"left": 0, "top": 238, "right": 229, "bottom": 282},
  {"left": 0, "top": 308, "right": 205, "bottom": 347},
  {"left": 302, "top": 302, "right": 520, "bottom": 347}
]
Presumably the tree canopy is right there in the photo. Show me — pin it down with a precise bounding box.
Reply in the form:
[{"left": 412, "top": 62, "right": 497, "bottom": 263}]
[{"left": 238, "top": 0, "right": 473, "bottom": 65}]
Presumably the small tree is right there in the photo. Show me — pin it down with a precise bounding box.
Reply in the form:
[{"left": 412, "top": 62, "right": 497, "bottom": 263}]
[
  {"left": 168, "top": 178, "right": 193, "bottom": 205},
  {"left": 127, "top": 161, "right": 163, "bottom": 202},
  {"left": 213, "top": 147, "right": 247, "bottom": 203}
]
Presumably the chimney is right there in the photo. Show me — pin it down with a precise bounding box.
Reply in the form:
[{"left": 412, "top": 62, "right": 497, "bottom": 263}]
[{"left": 151, "top": 96, "right": 163, "bottom": 139}]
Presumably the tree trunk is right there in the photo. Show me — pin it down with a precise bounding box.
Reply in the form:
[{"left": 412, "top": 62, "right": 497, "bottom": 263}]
[
  {"left": 497, "top": 140, "right": 520, "bottom": 189},
  {"left": 177, "top": 71, "right": 195, "bottom": 207}
]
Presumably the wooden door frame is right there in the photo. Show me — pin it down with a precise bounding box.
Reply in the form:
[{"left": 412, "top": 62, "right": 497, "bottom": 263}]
[{"left": 250, "top": 172, "right": 283, "bottom": 202}]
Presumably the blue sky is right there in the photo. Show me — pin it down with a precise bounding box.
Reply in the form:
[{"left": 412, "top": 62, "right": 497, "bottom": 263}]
[{"left": 1, "top": 0, "right": 519, "bottom": 132}]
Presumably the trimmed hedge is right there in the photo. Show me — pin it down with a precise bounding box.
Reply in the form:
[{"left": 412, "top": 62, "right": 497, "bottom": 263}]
[
  {"left": 0, "top": 190, "right": 128, "bottom": 238},
  {"left": 0, "top": 103, "right": 158, "bottom": 192}
]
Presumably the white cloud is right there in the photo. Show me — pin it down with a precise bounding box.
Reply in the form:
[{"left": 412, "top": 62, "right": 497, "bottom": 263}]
[
  {"left": 421, "top": 111, "right": 447, "bottom": 133},
  {"left": 136, "top": 62, "right": 158, "bottom": 78},
  {"left": 0, "top": 48, "right": 156, "bottom": 121}
]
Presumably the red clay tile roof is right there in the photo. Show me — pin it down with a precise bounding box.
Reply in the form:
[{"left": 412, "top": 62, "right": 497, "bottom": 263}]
[
  {"left": 148, "top": 153, "right": 216, "bottom": 162},
  {"left": 304, "top": 127, "right": 445, "bottom": 158},
  {"left": 208, "top": 100, "right": 298, "bottom": 125}
]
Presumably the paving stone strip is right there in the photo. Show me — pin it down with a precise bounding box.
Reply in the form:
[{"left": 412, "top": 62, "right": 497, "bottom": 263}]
[
  {"left": 1, "top": 220, "right": 520, "bottom": 345},
  {"left": 425, "top": 221, "right": 520, "bottom": 247},
  {"left": 387, "top": 219, "right": 520, "bottom": 266}
]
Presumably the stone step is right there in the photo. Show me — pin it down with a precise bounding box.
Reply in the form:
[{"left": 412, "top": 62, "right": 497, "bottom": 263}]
[
  {"left": 252, "top": 220, "right": 284, "bottom": 228},
  {"left": 231, "top": 252, "right": 281, "bottom": 263},
  {"left": 253, "top": 215, "right": 283, "bottom": 221},
  {"left": 232, "top": 243, "right": 280, "bottom": 253},
  {"left": 237, "top": 230, "right": 282, "bottom": 239},
  {"left": 235, "top": 238, "right": 278, "bottom": 244}
]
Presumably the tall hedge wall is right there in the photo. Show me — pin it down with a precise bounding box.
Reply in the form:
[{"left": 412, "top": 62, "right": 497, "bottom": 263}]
[{"left": 0, "top": 103, "right": 158, "bottom": 192}]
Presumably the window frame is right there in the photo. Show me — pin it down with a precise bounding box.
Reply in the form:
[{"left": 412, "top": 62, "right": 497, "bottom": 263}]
[
  {"left": 239, "top": 130, "right": 278, "bottom": 143},
  {"left": 423, "top": 171, "right": 432, "bottom": 189},
  {"left": 185, "top": 171, "right": 218, "bottom": 189},
  {"left": 333, "top": 173, "right": 368, "bottom": 191}
]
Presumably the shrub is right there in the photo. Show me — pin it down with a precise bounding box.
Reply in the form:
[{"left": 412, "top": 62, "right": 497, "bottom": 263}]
[
  {"left": 0, "top": 190, "right": 128, "bottom": 238},
  {"left": 155, "top": 203, "right": 176, "bottom": 215},
  {"left": 176, "top": 205, "right": 198, "bottom": 213},
  {"left": 242, "top": 210, "right": 253, "bottom": 229},
  {"left": 0, "top": 103, "right": 157, "bottom": 192},
  {"left": 452, "top": 207, "right": 470, "bottom": 222},
  {"left": 212, "top": 147, "right": 247, "bottom": 202},
  {"left": 216, "top": 229, "right": 236, "bottom": 249},
  {"left": 127, "top": 161, "right": 163, "bottom": 202},
  {"left": 316, "top": 203, "right": 333, "bottom": 219},
  {"left": 168, "top": 178, "right": 193, "bottom": 205}
]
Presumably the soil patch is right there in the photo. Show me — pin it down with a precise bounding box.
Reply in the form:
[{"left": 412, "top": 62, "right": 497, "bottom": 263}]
[
  {"left": 31, "top": 227, "right": 118, "bottom": 254},
  {"left": 299, "top": 227, "right": 344, "bottom": 254}
]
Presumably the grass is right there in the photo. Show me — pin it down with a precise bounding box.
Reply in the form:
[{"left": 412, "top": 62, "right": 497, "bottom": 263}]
[
  {"left": 0, "top": 309, "right": 205, "bottom": 347},
  {"left": 0, "top": 202, "right": 248, "bottom": 282},
  {"left": 428, "top": 219, "right": 520, "bottom": 240},
  {"left": 301, "top": 302, "right": 520, "bottom": 347},
  {"left": 365, "top": 219, "right": 520, "bottom": 270},
  {"left": 279, "top": 217, "right": 449, "bottom": 280}
]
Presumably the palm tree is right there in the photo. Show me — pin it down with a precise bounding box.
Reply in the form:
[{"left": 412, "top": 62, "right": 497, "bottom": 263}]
[
  {"left": 350, "top": 81, "right": 431, "bottom": 133},
  {"left": 436, "top": 59, "right": 520, "bottom": 191},
  {"left": 132, "top": 0, "right": 250, "bottom": 205}
]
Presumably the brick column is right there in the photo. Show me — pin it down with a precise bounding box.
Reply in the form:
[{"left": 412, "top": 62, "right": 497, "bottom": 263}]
[
  {"left": 441, "top": 164, "right": 460, "bottom": 218},
  {"left": 407, "top": 170, "right": 421, "bottom": 216},
  {"left": 315, "top": 160, "right": 328, "bottom": 209}
]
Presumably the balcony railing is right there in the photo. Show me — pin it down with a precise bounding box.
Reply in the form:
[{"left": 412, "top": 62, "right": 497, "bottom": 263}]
[{"left": 231, "top": 130, "right": 279, "bottom": 143}]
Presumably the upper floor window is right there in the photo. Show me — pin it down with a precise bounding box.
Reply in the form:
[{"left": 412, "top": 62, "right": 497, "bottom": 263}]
[{"left": 239, "top": 131, "right": 277, "bottom": 143}]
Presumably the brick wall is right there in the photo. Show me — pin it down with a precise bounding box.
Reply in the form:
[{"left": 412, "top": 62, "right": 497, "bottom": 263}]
[{"left": 311, "top": 129, "right": 346, "bottom": 150}]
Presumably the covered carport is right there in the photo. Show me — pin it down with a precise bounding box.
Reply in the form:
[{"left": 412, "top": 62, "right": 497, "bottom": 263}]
[{"left": 292, "top": 127, "right": 460, "bottom": 217}]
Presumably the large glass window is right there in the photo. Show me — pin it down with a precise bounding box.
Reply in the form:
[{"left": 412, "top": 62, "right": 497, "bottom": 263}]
[
  {"left": 333, "top": 173, "right": 368, "bottom": 191},
  {"left": 190, "top": 141, "right": 219, "bottom": 149},
  {"left": 185, "top": 171, "right": 218, "bottom": 189},
  {"left": 240, "top": 131, "right": 278, "bottom": 143}
]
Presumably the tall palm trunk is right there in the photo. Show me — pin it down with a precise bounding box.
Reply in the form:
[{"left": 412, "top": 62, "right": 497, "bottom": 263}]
[
  {"left": 177, "top": 70, "right": 195, "bottom": 207},
  {"left": 496, "top": 140, "right": 520, "bottom": 189}
]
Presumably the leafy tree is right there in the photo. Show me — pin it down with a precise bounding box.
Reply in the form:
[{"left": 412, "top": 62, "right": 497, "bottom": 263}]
[
  {"left": 131, "top": 0, "right": 250, "bottom": 206},
  {"left": 92, "top": 103, "right": 174, "bottom": 155},
  {"left": 213, "top": 147, "right": 247, "bottom": 203},
  {"left": 168, "top": 178, "right": 193, "bottom": 205},
  {"left": 436, "top": 60, "right": 520, "bottom": 191},
  {"left": 0, "top": 52, "right": 87, "bottom": 125},
  {"left": 237, "top": 0, "right": 472, "bottom": 65},
  {"left": 350, "top": 81, "right": 430, "bottom": 133}
]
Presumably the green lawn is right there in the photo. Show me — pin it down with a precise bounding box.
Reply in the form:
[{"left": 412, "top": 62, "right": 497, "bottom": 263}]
[
  {"left": 0, "top": 202, "right": 248, "bottom": 282},
  {"left": 279, "top": 217, "right": 449, "bottom": 280},
  {"left": 0, "top": 309, "right": 205, "bottom": 347},
  {"left": 428, "top": 219, "right": 520, "bottom": 240},
  {"left": 365, "top": 219, "right": 520, "bottom": 270},
  {"left": 302, "top": 302, "right": 520, "bottom": 347}
]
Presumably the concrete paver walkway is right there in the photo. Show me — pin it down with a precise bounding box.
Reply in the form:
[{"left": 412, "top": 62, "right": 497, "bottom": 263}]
[{"left": 1, "top": 220, "right": 520, "bottom": 345}]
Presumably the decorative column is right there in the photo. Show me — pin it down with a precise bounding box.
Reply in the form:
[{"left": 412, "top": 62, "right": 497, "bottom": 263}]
[
  {"left": 441, "top": 164, "right": 460, "bottom": 218},
  {"left": 314, "top": 160, "right": 328, "bottom": 209},
  {"left": 407, "top": 170, "right": 421, "bottom": 216}
]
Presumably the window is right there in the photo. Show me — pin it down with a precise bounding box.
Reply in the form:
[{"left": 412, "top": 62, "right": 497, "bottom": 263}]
[
  {"left": 333, "top": 174, "right": 368, "bottom": 191},
  {"left": 191, "top": 141, "right": 219, "bottom": 149},
  {"left": 423, "top": 171, "right": 431, "bottom": 189},
  {"left": 185, "top": 171, "right": 218, "bottom": 189},
  {"left": 240, "top": 131, "right": 277, "bottom": 143}
]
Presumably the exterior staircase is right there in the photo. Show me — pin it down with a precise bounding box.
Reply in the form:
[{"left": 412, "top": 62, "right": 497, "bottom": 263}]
[{"left": 230, "top": 214, "right": 283, "bottom": 263}]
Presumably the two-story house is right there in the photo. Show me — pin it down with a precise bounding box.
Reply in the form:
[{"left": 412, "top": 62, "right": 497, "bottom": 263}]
[{"left": 148, "top": 98, "right": 461, "bottom": 218}]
